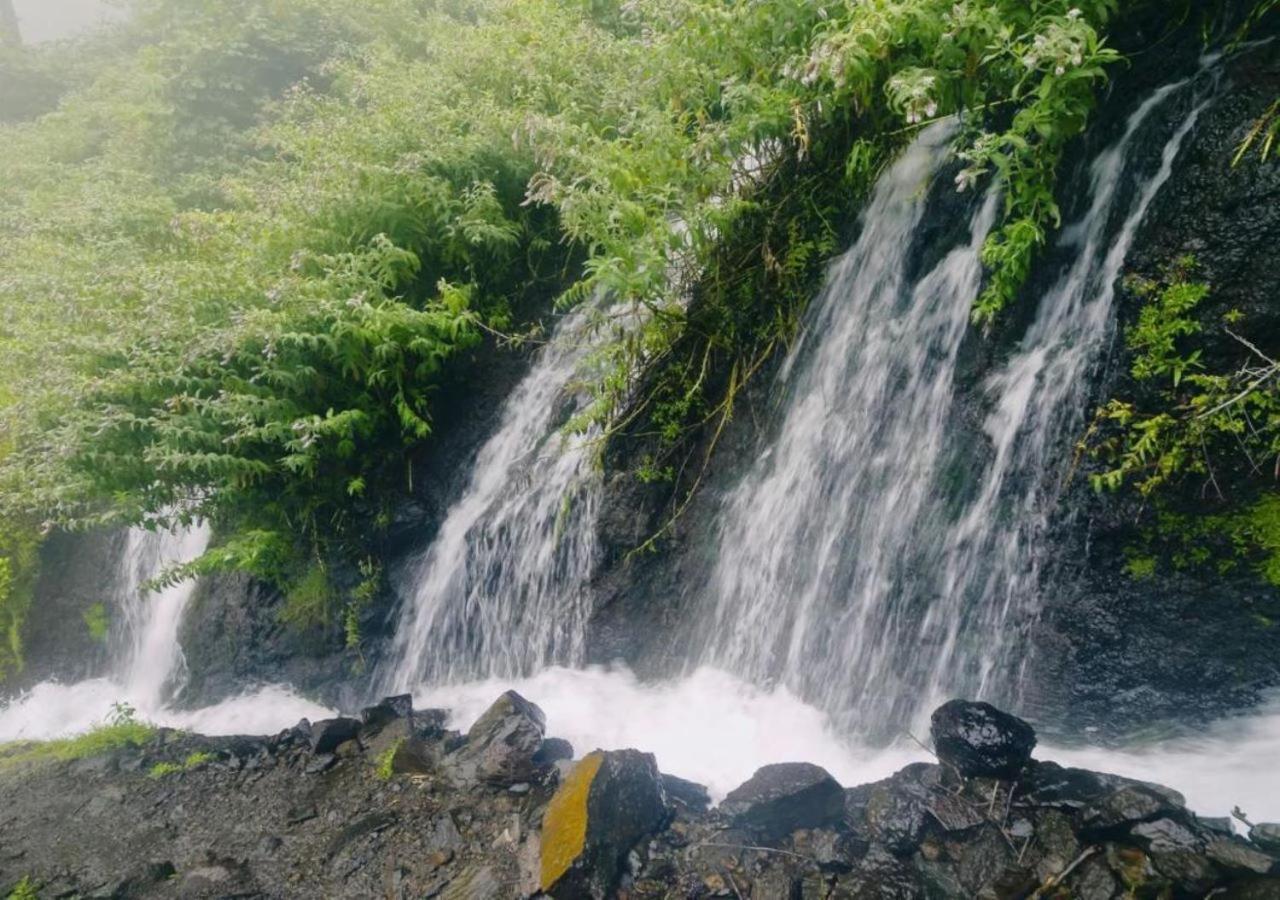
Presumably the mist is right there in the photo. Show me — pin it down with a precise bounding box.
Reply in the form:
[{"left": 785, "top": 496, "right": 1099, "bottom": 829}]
[{"left": 12, "top": 0, "right": 118, "bottom": 43}]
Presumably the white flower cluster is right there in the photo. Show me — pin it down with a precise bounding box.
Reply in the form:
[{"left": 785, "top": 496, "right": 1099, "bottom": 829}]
[
  {"left": 1021, "top": 10, "right": 1089, "bottom": 78},
  {"left": 886, "top": 69, "right": 938, "bottom": 125}
]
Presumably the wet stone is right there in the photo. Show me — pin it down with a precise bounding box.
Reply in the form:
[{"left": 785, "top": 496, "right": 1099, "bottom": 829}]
[
  {"left": 659, "top": 773, "right": 711, "bottom": 813},
  {"left": 1207, "top": 836, "right": 1276, "bottom": 876},
  {"left": 720, "top": 762, "right": 844, "bottom": 840},
  {"left": 929, "top": 700, "right": 1036, "bottom": 779},
  {"left": 309, "top": 717, "right": 361, "bottom": 755},
  {"left": 360, "top": 695, "right": 414, "bottom": 735},
  {"left": 1251, "top": 823, "right": 1280, "bottom": 854}
]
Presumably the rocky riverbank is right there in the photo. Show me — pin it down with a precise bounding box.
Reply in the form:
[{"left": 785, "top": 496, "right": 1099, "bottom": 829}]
[{"left": 1, "top": 697, "right": 1277, "bottom": 899}]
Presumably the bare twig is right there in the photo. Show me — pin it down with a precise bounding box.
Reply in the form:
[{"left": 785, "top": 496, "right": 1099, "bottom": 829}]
[{"left": 1029, "top": 845, "right": 1099, "bottom": 899}]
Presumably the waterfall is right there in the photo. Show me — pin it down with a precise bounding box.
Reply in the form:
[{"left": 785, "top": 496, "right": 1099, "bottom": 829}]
[
  {"left": 111, "top": 525, "right": 211, "bottom": 710},
  {"left": 694, "top": 69, "right": 1220, "bottom": 739},
  {"left": 0, "top": 523, "right": 333, "bottom": 740},
  {"left": 382, "top": 303, "right": 626, "bottom": 694}
]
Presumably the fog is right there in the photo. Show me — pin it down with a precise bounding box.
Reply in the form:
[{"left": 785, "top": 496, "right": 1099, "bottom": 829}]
[{"left": 12, "top": 0, "right": 119, "bottom": 44}]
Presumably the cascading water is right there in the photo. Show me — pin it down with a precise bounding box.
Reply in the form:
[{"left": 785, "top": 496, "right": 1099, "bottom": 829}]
[
  {"left": 382, "top": 303, "right": 624, "bottom": 693},
  {"left": 379, "top": 65, "right": 1280, "bottom": 821},
  {"left": 111, "top": 525, "right": 210, "bottom": 710},
  {"left": 691, "top": 65, "right": 1221, "bottom": 739},
  {"left": 0, "top": 525, "right": 332, "bottom": 741}
]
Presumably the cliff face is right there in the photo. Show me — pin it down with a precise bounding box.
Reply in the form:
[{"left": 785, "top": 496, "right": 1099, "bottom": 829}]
[{"left": 1024, "top": 34, "right": 1280, "bottom": 734}]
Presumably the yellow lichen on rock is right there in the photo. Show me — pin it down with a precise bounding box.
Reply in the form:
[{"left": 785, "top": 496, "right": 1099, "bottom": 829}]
[{"left": 539, "top": 750, "right": 604, "bottom": 891}]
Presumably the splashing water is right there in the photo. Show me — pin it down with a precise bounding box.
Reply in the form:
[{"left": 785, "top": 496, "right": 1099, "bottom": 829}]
[
  {"left": 381, "top": 303, "right": 630, "bottom": 693},
  {"left": 692, "top": 69, "right": 1220, "bottom": 739},
  {"left": 420, "top": 666, "right": 1280, "bottom": 820},
  {"left": 0, "top": 526, "right": 331, "bottom": 741}
]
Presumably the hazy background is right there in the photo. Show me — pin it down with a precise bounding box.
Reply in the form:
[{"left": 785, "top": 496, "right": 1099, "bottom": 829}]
[{"left": 12, "top": 0, "right": 120, "bottom": 43}]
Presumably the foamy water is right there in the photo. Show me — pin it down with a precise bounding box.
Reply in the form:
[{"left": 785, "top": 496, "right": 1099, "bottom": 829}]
[
  {"left": 416, "top": 666, "right": 1280, "bottom": 820},
  {"left": 5, "top": 663, "right": 1276, "bottom": 823},
  {"left": 0, "top": 679, "right": 333, "bottom": 743}
]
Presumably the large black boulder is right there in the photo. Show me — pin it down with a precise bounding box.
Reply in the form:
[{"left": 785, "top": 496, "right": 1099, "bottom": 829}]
[
  {"left": 929, "top": 700, "right": 1036, "bottom": 779},
  {"left": 720, "top": 762, "right": 844, "bottom": 839}
]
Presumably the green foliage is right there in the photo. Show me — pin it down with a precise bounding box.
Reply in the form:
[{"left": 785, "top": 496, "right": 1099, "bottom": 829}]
[
  {"left": 1088, "top": 257, "right": 1280, "bottom": 586},
  {"left": 0, "top": 519, "right": 41, "bottom": 684},
  {"left": 1087, "top": 261, "right": 1280, "bottom": 497},
  {"left": 5, "top": 877, "right": 39, "bottom": 900},
  {"left": 0, "top": 0, "right": 1130, "bottom": 591},
  {"left": 82, "top": 602, "right": 110, "bottom": 644},
  {"left": 375, "top": 739, "right": 404, "bottom": 781},
  {"left": 149, "top": 750, "right": 216, "bottom": 778},
  {"left": 0, "top": 720, "right": 156, "bottom": 771}
]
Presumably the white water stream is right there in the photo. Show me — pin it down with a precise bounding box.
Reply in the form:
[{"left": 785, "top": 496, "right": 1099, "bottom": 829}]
[
  {"left": 0, "top": 526, "right": 329, "bottom": 742},
  {"left": 692, "top": 63, "right": 1221, "bottom": 740}
]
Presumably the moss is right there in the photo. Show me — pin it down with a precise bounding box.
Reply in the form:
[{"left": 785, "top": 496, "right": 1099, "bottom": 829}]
[
  {"left": 0, "top": 721, "right": 156, "bottom": 772},
  {"left": 6, "top": 876, "right": 40, "bottom": 900},
  {"left": 375, "top": 739, "right": 404, "bottom": 781},
  {"left": 148, "top": 751, "right": 216, "bottom": 779},
  {"left": 1124, "top": 551, "right": 1157, "bottom": 581},
  {"left": 540, "top": 751, "right": 603, "bottom": 891},
  {"left": 82, "top": 602, "right": 109, "bottom": 643}
]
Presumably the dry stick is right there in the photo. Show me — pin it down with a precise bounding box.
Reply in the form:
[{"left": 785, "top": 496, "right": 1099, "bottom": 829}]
[
  {"left": 1029, "top": 845, "right": 1099, "bottom": 900},
  {"left": 724, "top": 869, "right": 746, "bottom": 900},
  {"left": 693, "top": 842, "right": 819, "bottom": 866}
]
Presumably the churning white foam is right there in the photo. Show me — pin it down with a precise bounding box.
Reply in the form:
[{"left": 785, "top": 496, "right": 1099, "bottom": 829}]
[
  {"left": 0, "top": 680, "right": 333, "bottom": 743},
  {"left": 418, "top": 666, "right": 1280, "bottom": 820}
]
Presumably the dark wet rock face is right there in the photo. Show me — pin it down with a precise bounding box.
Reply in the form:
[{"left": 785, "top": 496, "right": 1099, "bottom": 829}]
[
  {"left": 720, "top": 762, "right": 845, "bottom": 839},
  {"left": 930, "top": 699, "right": 1037, "bottom": 778}
]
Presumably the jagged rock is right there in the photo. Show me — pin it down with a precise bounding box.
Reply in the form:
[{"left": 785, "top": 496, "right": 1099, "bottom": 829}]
[
  {"left": 1087, "top": 784, "right": 1186, "bottom": 833},
  {"left": 1251, "top": 823, "right": 1280, "bottom": 854},
  {"left": 1207, "top": 837, "right": 1276, "bottom": 876},
  {"left": 720, "top": 763, "right": 844, "bottom": 840},
  {"left": 452, "top": 691, "right": 547, "bottom": 786},
  {"left": 539, "top": 749, "right": 668, "bottom": 898},
  {"left": 829, "top": 847, "right": 924, "bottom": 899},
  {"left": 1221, "top": 878, "right": 1280, "bottom": 898},
  {"left": 309, "top": 717, "right": 361, "bottom": 755},
  {"left": 929, "top": 700, "right": 1036, "bottom": 779},
  {"left": 304, "top": 753, "right": 338, "bottom": 775},
  {"left": 793, "top": 827, "right": 865, "bottom": 871},
  {"left": 659, "top": 774, "right": 711, "bottom": 813},
  {"left": 534, "top": 737, "right": 575, "bottom": 767},
  {"left": 360, "top": 694, "right": 414, "bottom": 734}
]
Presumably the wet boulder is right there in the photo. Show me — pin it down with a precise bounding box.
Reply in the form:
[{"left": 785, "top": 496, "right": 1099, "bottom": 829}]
[
  {"left": 863, "top": 765, "right": 938, "bottom": 854},
  {"left": 538, "top": 749, "right": 669, "bottom": 899},
  {"left": 309, "top": 717, "right": 361, "bottom": 755},
  {"left": 1251, "top": 823, "right": 1280, "bottom": 855},
  {"left": 720, "top": 762, "right": 844, "bottom": 840},
  {"left": 929, "top": 700, "right": 1036, "bottom": 779},
  {"left": 1206, "top": 836, "right": 1276, "bottom": 876},
  {"left": 360, "top": 694, "right": 414, "bottom": 735},
  {"left": 660, "top": 773, "right": 711, "bottom": 813},
  {"left": 453, "top": 690, "right": 547, "bottom": 786},
  {"left": 534, "top": 737, "right": 575, "bottom": 768}
]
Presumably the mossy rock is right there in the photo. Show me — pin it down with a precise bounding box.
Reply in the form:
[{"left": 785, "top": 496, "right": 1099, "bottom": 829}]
[{"left": 539, "top": 749, "right": 669, "bottom": 899}]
